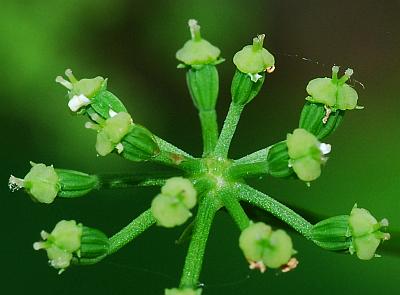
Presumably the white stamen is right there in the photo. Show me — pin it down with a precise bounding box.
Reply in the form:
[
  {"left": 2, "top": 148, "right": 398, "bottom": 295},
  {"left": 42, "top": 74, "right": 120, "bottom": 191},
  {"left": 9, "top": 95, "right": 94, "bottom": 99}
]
[
  {"left": 332, "top": 65, "right": 340, "bottom": 74},
  {"left": 65, "top": 68, "right": 77, "bottom": 82},
  {"left": 188, "top": 19, "right": 199, "bottom": 39},
  {"left": 345, "top": 68, "right": 354, "bottom": 77},
  {"left": 84, "top": 122, "right": 91, "bottom": 129},
  {"left": 40, "top": 230, "right": 49, "bottom": 240},
  {"left": 68, "top": 94, "right": 91, "bottom": 112},
  {"left": 84, "top": 122, "right": 98, "bottom": 130},
  {"left": 319, "top": 143, "right": 331, "bottom": 155},
  {"left": 383, "top": 233, "right": 391, "bottom": 240},
  {"left": 33, "top": 241, "right": 46, "bottom": 250},
  {"left": 266, "top": 65, "right": 275, "bottom": 73},
  {"left": 109, "top": 109, "right": 117, "bottom": 118},
  {"left": 8, "top": 175, "right": 24, "bottom": 191},
  {"left": 55, "top": 76, "right": 73, "bottom": 89},
  {"left": 248, "top": 73, "right": 263, "bottom": 83},
  {"left": 116, "top": 143, "right": 124, "bottom": 154}
]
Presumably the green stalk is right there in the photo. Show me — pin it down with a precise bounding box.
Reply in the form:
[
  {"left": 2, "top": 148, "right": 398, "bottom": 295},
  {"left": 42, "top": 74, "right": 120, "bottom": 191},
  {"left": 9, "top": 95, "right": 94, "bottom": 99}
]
[
  {"left": 235, "top": 183, "right": 313, "bottom": 237},
  {"left": 214, "top": 102, "right": 244, "bottom": 158},
  {"left": 108, "top": 209, "right": 156, "bottom": 254},
  {"left": 154, "top": 135, "right": 194, "bottom": 158},
  {"left": 97, "top": 172, "right": 179, "bottom": 189},
  {"left": 179, "top": 194, "right": 218, "bottom": 289},
  {"left": 229, "top": 161, "right": 269, "bottom": 179},
  {"left": 234, "top": 147, "right": 270, "bottom": 164},
  {"left": 152, "top": 150, "right": 200, "bottom": 172},
  {"left": 199, "top": 109, "right": 219, "bottom": 156},
  {"left": 220, "top": 188, "right": 250, "bottom": 230}
]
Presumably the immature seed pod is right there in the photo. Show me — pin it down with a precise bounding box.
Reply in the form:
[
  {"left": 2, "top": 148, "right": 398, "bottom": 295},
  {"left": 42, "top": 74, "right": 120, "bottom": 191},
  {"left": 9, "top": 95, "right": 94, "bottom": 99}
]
[
  {"left": 90, "top": 87, "right": 127, "bottom": 119},
  {"left": 165, "top": 288, "right": 202, "bottom": 295},
  {"left": 310, "top": 215, "right": 352, "bottom": 251},
  {"left": 33, "top": 220, "right": 109, "bottom": 273},
  {"left": 176, "top": 19, "right": 221, "bottom": 67},
  {"left": 186, "top": 64, "right": 219, "bottom": 112},
  {"left": 75, "top": 226, "right": 110, "bottom": 262},
  {"left": 299, "top": 102, "right": 345, "bottom": 140},
  {"left": 266, "top": 141, "right": 293, "bottom": 178},
  {"left": 239, "top": 222, "right": 295, "bottom": 269},
  {"left": 231, "top": 69, "right": 265, "bottom": 106},
  {"left": 120, "top": 124, "right": 160, "bottom": 162},
  {"left": 55, "top": 169, "right": 99, "bottom": 198}
]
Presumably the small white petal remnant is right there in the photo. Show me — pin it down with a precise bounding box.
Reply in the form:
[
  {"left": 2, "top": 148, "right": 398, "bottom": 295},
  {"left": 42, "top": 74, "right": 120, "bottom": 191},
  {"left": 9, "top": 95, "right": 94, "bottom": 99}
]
[
  {"left": 68, "top": 94, "right": 91, "bottom": 112},
  {"left": 109, "top": 109, "right": 118, "bottom": 118},
  {"left": 319, "top": 143, "right": 331, "bottom": 155},
  {"left": 8, "top": 175, "right": 24, "bottom": 192},
  {"left": 116, "top": 143, "right": 124, "bottom": 154},
  {"left": 248, "top": 73, "right": 263, "bottom": 83}
]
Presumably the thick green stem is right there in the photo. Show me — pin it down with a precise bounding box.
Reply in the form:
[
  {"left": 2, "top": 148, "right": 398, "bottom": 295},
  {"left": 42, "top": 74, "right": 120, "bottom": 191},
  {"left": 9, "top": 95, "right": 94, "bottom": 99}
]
[
  {"left": 199, "top": 110, "right": 219, "bottom": 157},
  {"left": 220, "top": 188, "right": 250, "bottom": 231},
  {"left": 108, "top": 209, "right": 156, "bottom": 254},
  {"left": 179, "top": 194, "right": 218, "bottom": 289},
  {"left": 235, "top": 183, "right": 313, "bottom": 237},
  {"left": 214, "top": 102, "right": 244, "bottom": 158}
]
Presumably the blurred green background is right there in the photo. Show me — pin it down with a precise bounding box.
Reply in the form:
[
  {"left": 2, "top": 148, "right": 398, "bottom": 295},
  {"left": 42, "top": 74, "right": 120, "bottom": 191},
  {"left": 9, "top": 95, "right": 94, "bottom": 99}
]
[{"left": 1, "top": 0, "right": 399, "bottom": 294}]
